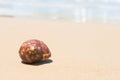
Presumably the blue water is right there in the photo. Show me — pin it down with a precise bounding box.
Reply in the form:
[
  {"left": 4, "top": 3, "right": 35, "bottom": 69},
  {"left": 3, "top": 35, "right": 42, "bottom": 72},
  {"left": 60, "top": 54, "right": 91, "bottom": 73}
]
[{"left": 0, "top": 0, "right": 120, "bottom": 23}]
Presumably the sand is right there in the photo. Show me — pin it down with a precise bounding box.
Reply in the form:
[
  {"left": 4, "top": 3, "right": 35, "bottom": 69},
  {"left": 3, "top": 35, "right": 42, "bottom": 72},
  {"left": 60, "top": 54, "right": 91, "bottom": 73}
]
[{"left": 0, "top": 17, "right": 120, "bottom": 80}]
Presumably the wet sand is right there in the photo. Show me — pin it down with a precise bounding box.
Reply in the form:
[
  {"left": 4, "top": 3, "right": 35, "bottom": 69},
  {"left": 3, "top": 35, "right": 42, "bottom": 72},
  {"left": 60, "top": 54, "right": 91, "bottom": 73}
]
[{"left": 0, "top": 17, "right": 120, "bottom": 80}]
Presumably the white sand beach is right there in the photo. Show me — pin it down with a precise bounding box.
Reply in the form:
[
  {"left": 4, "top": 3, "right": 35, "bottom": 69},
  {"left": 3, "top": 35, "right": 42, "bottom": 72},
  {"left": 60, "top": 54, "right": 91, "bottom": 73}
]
[{"left": 0, "top": 17, "right": 120, "bottom": 80}]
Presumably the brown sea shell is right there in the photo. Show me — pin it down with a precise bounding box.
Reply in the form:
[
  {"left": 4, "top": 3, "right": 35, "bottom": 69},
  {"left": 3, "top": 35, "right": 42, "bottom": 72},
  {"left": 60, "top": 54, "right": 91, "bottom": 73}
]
[{"left": 19, "top": 39, "right": 51, "bottom": 64}]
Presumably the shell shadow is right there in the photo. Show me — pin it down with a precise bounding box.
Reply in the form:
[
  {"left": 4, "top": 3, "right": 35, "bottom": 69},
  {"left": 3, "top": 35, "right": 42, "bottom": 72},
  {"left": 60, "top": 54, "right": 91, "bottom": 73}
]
[{"left": 21, "top": 59, "right": 53, "bottom": 66}]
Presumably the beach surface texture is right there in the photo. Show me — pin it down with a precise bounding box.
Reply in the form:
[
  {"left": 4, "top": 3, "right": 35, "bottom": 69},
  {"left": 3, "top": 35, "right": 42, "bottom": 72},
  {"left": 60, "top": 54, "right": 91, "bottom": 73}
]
[{"left": 0, "top": 18, "right": 120, "bottom": 80}]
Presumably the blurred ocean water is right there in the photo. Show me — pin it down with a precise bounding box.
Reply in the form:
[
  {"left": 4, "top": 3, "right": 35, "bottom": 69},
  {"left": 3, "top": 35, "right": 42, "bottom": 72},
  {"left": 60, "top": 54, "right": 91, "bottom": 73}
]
[{"left": 0, "top": 0, "right": 120, "bottom": 23}]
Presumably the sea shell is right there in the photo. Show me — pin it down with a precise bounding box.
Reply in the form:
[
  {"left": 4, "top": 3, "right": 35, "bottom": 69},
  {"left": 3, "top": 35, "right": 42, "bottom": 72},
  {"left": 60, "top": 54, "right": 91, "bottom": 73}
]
[{"left": 19, "top": 39, "right": 51, "bottom": 64}]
